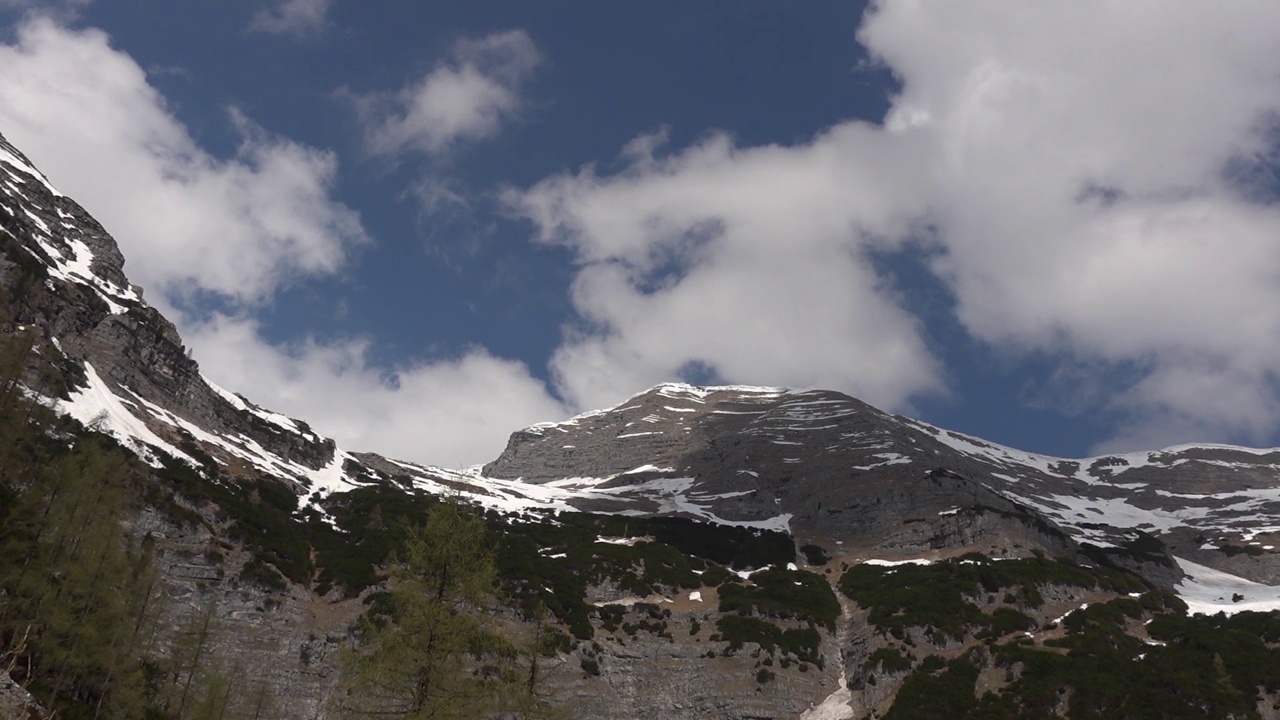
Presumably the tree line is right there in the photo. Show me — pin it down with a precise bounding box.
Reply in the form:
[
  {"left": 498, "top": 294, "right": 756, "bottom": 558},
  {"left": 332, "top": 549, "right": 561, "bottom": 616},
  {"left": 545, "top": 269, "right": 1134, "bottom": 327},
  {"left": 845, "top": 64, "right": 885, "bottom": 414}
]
[{"left": 0, "top": 322, "right": 558, "bottom": 719}]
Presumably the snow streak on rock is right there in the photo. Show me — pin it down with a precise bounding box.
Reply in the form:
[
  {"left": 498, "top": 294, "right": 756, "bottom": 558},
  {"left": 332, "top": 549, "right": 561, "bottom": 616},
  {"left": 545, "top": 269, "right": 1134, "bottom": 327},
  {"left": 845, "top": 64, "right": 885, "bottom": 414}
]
[
  {"left": 58, "top": 362, "right": 192, "bottom": 467},
  {"left": 0, "top": 138, "right": 139, "bottom": 314}
]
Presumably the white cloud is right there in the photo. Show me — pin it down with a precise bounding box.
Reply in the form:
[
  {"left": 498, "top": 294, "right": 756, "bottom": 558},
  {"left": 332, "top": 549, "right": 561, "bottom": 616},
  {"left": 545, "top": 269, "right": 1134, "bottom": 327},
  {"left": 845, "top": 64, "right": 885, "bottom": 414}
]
[
  {"left": 514, "top": 2, "right": 1280, "bottom": 450},
  {"left": 0, "top": 0, "right": 90, "bottom": 18},
  {"left": 351, "top": 30, "right": 539, "bottom": 157},
  {"left": 0, "top": 18, "right": 366, "bottom": 308},
  {"left": 184, "top": 316, "right": 567, "bottom": 469},
  {"left": 0, "top": 18, "right": 565, "bottom": 466},
  {"left": 514, "top": 126, "right": 942, "bottom": 412},
  {"left": 857, "top": 1, "right": 1280, "bottom": 450},
  {"left": 1096, "top": 361, "right": 1280, "bottom": 455},
  {"left": 248, "top": 0, "right": 332, "bottom": 38}
]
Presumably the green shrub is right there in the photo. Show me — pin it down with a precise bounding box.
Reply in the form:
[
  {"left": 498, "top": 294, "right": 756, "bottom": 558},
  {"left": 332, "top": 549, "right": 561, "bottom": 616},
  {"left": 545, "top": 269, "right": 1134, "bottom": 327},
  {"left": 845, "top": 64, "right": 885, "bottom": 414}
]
[
  {"left": 539, "top": 629, "right": 574, "bottom": 657},
  {"left": 715, "top": 615, "right": 822, "bottom": 666},
  {"left": 884, "top": 655, "right": 980, "bottom": 719},
  {"left": 718, "top": 567, "right": 840, "bottom": 629},
  {"left": 840, "top": 554, "right": 1147, "bottom": 641},
  {"left": 800, "top": 543, "right": 831, "bottom": 565},
  {"left": 869, "top": 647, "right": 912, "bottom": 674},
  {"left": 238, "top": 557, "right": 288, "bottom": 593},
  {"left": 980, "top": 607, "right": 1034, "bottom": 640}
]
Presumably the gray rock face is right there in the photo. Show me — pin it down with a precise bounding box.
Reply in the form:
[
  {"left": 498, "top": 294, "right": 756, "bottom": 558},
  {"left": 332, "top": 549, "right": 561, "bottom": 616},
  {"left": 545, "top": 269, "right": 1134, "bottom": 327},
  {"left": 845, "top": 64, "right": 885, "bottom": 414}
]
[
  {"left": 483, "top": 383, "right": 1001, "bottom": 538},
  {"left": 541, "top": 606, "right": 843, "bottom": 720},
  {"left": 0, "top": 132, "right": 354, "bottom": 717},
  {"left": 0, "top": 671, "right": 46, "bottom": 720},
  {"left": 132, "top": 508, "right": 357, "bottom": 720},
  {"left": 0, "top": 131, "right": 336, "bottom": 481},
  {"left": 485, "top": 382, "right": 1280, "bottom": 586}
]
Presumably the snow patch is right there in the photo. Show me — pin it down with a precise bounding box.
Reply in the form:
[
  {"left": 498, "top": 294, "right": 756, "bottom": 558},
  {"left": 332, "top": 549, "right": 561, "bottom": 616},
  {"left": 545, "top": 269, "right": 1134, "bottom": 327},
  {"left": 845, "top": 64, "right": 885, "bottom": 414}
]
[
  {"left": 597, "top": 536, "right": 647, "bottom": 546},
  {"left": 800, "top": 668, "right": 854, "bottom": 720},
  {"left": 621, "top": 464, "right": 676, "bottom": 475},
  {"left": 57, "top": 363, "right": 191, "bottom": 467},
  {"left": 852, "top": 452, "right": 913, "bottom": 471},
  {"left": 0, "top": 144, "right": 61, "bottom": 197},
  {"left": 204, "top": 376, "right": 312, "bottom": 438},
  {"left": 653, "top": 382, "right": 786, "bottom": 401},
  {"left": 1173, "top": 556, "right": 1280, "bottom": 616},
  {"left": 862, "top": 558, "right": 935, "bottom": 567}
]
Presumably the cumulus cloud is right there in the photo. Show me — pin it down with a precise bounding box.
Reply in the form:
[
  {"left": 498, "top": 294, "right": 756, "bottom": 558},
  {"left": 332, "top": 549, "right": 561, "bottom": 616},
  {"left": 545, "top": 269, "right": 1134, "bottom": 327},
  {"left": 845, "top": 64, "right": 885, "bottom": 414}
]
[
  {"left": 513, "top": 2, "right": 1280, "bottom": 451},
  {"left": 248, "top": 0, "right": 332, "bottom": 38},
  {"left": 0, "top": 18, "right": 564, "bottom": 465},
  {"left": 858, "top": 1, "right": 1280, "bottom": 451},
  {"left": 0, "top": 18, "right": 366, "bottom": 308},
  {"left": 513, "top": 126, "right": 941, "bottom": 412},
  {"left": 183, "top": 316, "right": 567, "bottom": 469},
  {"left": 350, "top": 30, "right": 540, "bottom": 157}
]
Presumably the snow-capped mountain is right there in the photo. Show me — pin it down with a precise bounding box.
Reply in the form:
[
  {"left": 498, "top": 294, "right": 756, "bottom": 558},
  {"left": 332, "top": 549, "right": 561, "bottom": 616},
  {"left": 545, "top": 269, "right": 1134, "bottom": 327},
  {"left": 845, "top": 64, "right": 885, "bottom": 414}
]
[
  {"left": 8, "top": 127, "right": 1280, "bottom": 719},
  {"left": 485, "top": 381, "right": 1280, "bottom": 586},
  {"left": 6, "top": 121, "right": 1280, "bottom": 601}
]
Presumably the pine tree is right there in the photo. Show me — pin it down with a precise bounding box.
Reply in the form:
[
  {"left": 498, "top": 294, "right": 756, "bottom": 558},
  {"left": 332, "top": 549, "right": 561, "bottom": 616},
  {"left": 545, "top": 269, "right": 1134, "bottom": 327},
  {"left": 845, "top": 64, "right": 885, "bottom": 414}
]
[
  {"left": 334, "top": 501, "right": 556, "bottom": 719},
  {"left": 0, "top": 331, "right": 162, "bottom": 718},
  {"left": 0, "top": 434, "right": 159, "bottom": 717}
]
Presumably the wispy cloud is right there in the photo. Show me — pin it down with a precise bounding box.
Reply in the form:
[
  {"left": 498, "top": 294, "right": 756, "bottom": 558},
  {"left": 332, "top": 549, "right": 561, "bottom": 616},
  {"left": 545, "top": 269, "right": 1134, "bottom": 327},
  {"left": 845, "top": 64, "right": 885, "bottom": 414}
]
[
  {"left": 348, "top": 30, "right": 540, "bottom": 158},
  {"left": 248, "top": 0, "right": 332, "bottom": 38},
  {"left": 0, "top": 0, "right": 92, "bottom": 20},
  {"left": 860, "top": 2, "right": 1280, "bottom": 451},
  {"left": 512, "top": 126, "right": 943, "bottom": 413}
]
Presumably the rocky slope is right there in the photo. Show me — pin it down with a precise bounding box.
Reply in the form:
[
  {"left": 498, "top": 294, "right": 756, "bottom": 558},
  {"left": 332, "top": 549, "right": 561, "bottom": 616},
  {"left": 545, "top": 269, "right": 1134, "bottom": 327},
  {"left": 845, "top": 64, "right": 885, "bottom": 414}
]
[
  {"left": 6, "top": 127, "right": 1280, "bottom": 718},
  {"left": 485, "top": 381, "right": 1280, "bottom": 587}
]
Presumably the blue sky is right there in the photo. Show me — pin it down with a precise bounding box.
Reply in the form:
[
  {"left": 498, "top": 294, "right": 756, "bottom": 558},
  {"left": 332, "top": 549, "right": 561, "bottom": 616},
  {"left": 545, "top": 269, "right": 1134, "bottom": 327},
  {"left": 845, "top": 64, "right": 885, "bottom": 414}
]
[{"left": 1, "top": 1, "right": 1280, "bottom": 467}]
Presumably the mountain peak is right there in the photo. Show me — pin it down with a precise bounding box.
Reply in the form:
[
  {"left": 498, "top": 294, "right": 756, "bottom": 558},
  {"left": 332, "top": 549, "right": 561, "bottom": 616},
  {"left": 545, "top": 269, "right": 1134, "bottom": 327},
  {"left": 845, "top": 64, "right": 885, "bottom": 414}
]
[{"left": 0, "top": 131, "right": 61, "bottom": 198}]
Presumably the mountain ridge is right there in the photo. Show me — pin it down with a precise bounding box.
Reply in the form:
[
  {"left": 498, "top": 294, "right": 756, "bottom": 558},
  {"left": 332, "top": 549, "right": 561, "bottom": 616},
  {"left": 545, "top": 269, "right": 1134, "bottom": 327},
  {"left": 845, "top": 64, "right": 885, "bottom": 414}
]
[
  {"left": 8, "top": 127, "right": 1280, "bottom": 719},
  {"left": 6, "top": 120, "right": 1279, "bottom": 569},
  {"left": 8, "top": 117, "right": 1280, "bottom": 596}
]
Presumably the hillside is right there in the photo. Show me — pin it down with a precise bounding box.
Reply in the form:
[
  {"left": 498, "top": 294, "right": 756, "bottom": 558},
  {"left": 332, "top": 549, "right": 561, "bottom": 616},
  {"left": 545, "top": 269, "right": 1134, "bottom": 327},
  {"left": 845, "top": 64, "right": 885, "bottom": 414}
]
[{"left": 4, "top": 128, "right": 1280, "bottom": 718}]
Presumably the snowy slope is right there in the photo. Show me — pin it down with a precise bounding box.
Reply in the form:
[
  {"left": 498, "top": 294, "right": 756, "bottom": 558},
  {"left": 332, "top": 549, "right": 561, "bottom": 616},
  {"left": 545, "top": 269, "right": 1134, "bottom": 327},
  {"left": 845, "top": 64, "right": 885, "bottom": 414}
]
[
  {"left": 0, "top": 137, "right": 140, "bottom": 315},
  {"left": 908, "top": 418, "right": 1280, "bottom": 552}
]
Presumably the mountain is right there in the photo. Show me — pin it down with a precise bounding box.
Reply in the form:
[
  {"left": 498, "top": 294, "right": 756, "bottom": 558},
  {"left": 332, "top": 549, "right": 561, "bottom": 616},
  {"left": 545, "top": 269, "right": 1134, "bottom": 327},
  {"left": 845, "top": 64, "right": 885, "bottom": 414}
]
[
  {"left": 486, "top": 382, "right": 1280, "bottom": 594},
  {"left": 4, "top": 128, "right": 1280, "bottom": 719}
]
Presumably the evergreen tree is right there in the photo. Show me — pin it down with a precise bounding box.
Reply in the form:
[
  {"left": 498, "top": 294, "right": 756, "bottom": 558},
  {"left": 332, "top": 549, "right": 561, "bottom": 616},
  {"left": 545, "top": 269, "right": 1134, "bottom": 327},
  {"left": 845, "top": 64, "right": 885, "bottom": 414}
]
[
  {"left": 0, "top": 332, "right": 162, "bottom": 718},
  {"left": 0, "top": 436, "right": 161, "bottom": 718},
  {"left": 335, "top": 501, "right": 556, "bottom": 719}
]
